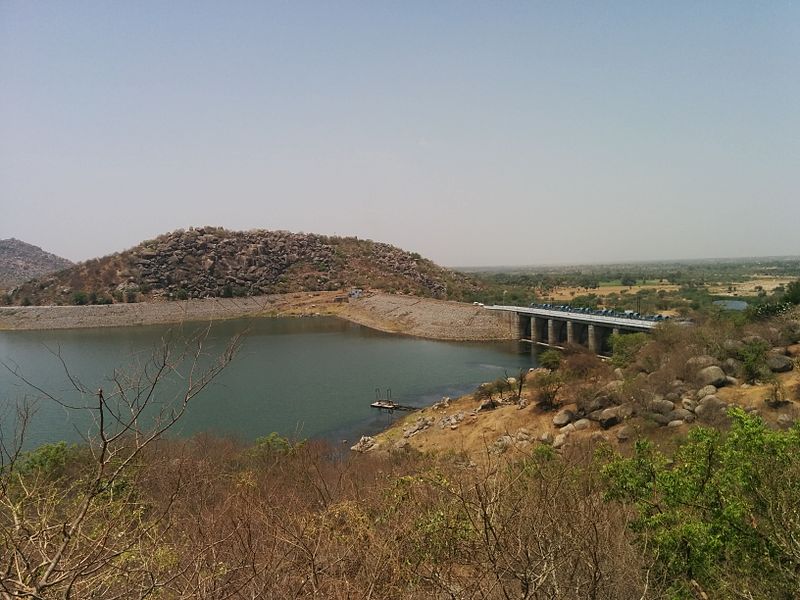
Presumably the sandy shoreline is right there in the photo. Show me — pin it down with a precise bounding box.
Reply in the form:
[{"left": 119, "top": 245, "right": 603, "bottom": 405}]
[{"left": 0, "top": 292, "right": 515, "bottom": 341}]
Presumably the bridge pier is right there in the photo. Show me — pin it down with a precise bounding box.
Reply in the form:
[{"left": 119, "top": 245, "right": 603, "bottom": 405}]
[
  {"left": 547, "top": 319, "right": 556, "bottom": 346},
  {"left": 566, "top": 321, "right": 575, "bottom": 344}
]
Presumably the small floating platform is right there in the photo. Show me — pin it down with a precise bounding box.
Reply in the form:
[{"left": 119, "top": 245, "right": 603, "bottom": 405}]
[{"left": 370, "top": 401, "right": 416, "bottom": 412}]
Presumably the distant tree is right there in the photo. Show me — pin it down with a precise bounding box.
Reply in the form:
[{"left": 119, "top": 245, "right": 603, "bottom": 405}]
[
  {"left": 785, "top": 279, "right": 800, "bottom": 305},
  {"left": 620, "top": 276, "right": 637, "bottom": 287}
]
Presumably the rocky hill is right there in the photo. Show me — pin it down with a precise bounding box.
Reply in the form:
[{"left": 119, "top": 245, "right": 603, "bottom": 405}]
[
  {"left": 0, "top": 238, "right": 73, "bottom": 289},
  {"left": 5, "top": 228, "right": 481, "bottom": 305}
]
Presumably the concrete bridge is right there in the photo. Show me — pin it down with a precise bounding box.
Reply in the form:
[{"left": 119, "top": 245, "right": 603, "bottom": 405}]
[{"left": 485, "top": 305, "right": 661, "bottom": 355}]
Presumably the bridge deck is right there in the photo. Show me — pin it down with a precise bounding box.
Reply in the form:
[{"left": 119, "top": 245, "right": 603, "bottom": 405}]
[{"left": 485, "top": 305, "right": 658, "bottom": 330}]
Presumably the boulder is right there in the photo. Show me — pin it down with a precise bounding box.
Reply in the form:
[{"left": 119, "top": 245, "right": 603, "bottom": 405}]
[
  {"left": 647, "top": 397, "right": 675, "bottom": 415},
  {"left": 560, "top": 423, "right": 576, "bottom": 434},
  {"left": 493, "top": 435, "right": 514, "bottom": 453},
  {"left": 573, "top": 418, "right": 591, "bottom": 431},
  {"left": 722, "top": 358, "right": 742, "bottom": 376},
  {"left": 645, "top": 412, "right": 672, "bottom": 426},
  {"left": 665, "top": 392, "right": 680, "bottom": 403},
  {"left": 587, "top": 409, "right": 604, "bottom": 422},
  {"left": 553, "top": 433, "right": 568, "bottom": 449},
  {"left": 787, "top": 344, "right": 800, "bottom": 358},
  {"left": 478, "top": 399, "right": 497, "bottom": 412},
  {"left": 432, "top": 396, "right": 450, "bottom": 410},
  {"left": 616, "top": 425, "right": 633, "bottom": 441},
  {"left": 553, "top": 409, "right": 575, "bottom": 427},
  {"left": 515, "top": 428, "right": 532, "bottom": 442},
  {"left": 667, "top": 420, "right": 685, "bottom": 428},
  {"left": 439, "top": 412, "right": 465, "bottom": 429},
  {"left": 682, "top": 398, "right": 698, "bottom": 412},
  {"left": 351, "top": 436, "right": 377, "bottom": 452},
  {"left": 668, "top": 408, "right": 695, "bottom": 423},
  {"left": 723, "top": 339, "right": 744, "bottom": 355},
  {"left": 539, "top": 431, "right": 554, "bottom": 444},
  {"left": 403, "top": 416, "right": 434, "bottom": 438},
  {"left": 598, "top": 407, "right": 622, "bottom": 429},
  {"left": 586, "top": 395, "right": 614, "bottom": 413},
  {"left": 777, "top": 414, "right": 794, "bottom": 429},
  {"left": 697, "top": 366, "right": 727, "bottom": 387},
  {"left": 766, "top": 354, "right": 794, "bottom": 373},
  {"left": 614, "top": 368, "right": 625, "bottom": 380},
  {"left": 696, "top": 385, "right": 718, "bottom": 400},
  {"left": 725, "top": 376, "right": 739, "bottom": 387},
  {"left": 771, "top": 347, "right": 788, "bottom": 356},
  {"left": 686, "top": 355, "right": 720, "bottom": 370},
  {"left": 694, "top": 395, "right": 727, "bottom": 420}
]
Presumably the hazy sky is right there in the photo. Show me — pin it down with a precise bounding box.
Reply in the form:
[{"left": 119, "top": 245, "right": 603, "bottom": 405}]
[{"left": 1, "top": 2, "right": 798, "bottom": 267}]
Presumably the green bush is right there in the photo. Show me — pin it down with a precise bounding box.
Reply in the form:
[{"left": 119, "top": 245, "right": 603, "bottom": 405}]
[
  {"left": 608, "top": 332, "right": 649, "bottom": 368},
  {"left": 603, "top": 409, "right": 800, "bottom": 598},
  {"left": 537, "top": 349, "right": 562, "bottom": 370},
  {"left": 72, "top": 291, "right": 88, "bottom": 305},
  {"left": 738, "top": 338, "right": 771, "bottom": 383}
]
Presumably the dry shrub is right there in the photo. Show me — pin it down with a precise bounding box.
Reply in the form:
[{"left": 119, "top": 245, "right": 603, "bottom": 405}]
[{"left": 127, "top": 436, "right": 662, "bottom": 600}]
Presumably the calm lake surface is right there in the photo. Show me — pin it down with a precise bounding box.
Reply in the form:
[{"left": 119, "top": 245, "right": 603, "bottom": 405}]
[{"left": 0, "top": 317, "right": 536, "bottom": 449}]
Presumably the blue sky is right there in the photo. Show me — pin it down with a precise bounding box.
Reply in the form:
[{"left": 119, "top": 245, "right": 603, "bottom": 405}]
[{"left": 1, "top": 1, "right": 798, "bottom": 266}]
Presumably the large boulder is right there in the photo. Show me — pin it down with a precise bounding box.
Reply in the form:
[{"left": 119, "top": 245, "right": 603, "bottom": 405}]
[
  {"left": 667, "top": 408, "right": 695, "bottom": 423},
  {"left": 686, "top": 355, "right": 720, "bottom": 370},
  {"left": 573, "top": 418, "right": 591, "bottom": 431},
  {"left": 696, "top": 366, "right": 727, "bottom": 387},
  {"left": 722, "top": 358, "right": 742, "bottom": 376},
  {"left": 553, "top": 409, "right": 575, "bottom": 427},
  {"left": 695, "top": 385, "right": 718, "bottom": 400},
  {"left": 586, "top": 395, "right": 614, "bottom": 413},
  {"left": 647, "top": 397, "right": 675, "bottom": 415},
  {"left": 598, "top": 407, "right": 622, "bottom": 429},
  {"left": 694, "top": 395, "right": 727, "bottom": 420},
  {"left": 787, "top": 344, "right": 800, "bottom": 358},
  {"left": 645, "top": 412, "right": 672, "bottom": 426},
  {"left": 766, "top": 354, "right": 794, "bottom": 373}
]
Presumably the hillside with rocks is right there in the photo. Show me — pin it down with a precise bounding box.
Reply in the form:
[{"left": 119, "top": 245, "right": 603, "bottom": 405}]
[
  {"left": 5, "top": 228, "right": 481, "bottom": 305},
  {"left": 0, "top": 238, "right": 73, "bottom": 289}
]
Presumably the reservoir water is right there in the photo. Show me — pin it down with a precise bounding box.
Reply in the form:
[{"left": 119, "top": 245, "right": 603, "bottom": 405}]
[{"left": 0, "top": 317, "right": 535, "bottom": 449}]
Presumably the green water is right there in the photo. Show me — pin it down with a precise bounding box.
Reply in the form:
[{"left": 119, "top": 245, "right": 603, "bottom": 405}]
[{"left": 0, "top": 317, "right": 535, "bottom": 449}]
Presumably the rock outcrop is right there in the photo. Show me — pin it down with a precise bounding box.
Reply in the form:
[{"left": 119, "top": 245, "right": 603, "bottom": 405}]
[
  {"left": 8, "top": 228, "right": 480, "bottom": 305},
  {"left": 0, "top": 238, "right": 72, "bottom": 288}
]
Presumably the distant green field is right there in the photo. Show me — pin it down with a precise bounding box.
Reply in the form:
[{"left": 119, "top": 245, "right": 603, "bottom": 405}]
[{"left": 597, "top": 279, "right": 667, "bottom": 287}]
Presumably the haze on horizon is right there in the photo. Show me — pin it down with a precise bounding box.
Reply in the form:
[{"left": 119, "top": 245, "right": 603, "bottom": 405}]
[{"left": 1, "top": 2, "right": 798, "bottom": 268}]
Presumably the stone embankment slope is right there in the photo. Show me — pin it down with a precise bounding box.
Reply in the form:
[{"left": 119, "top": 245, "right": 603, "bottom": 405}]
[
  {"left": 0, "top": 291, "right": 514, "bottom": 340},
  {"left": 341, "top": 294, "right": 514, "bottom": 341}
]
